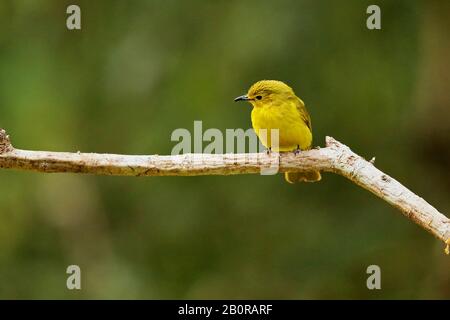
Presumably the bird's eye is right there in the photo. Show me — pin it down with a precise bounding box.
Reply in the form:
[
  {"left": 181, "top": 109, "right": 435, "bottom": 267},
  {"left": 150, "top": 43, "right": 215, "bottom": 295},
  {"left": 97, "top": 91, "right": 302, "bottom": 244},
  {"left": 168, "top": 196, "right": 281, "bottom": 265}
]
[{"left": 255, "top": 95, "right": 262, "bottom": 100}]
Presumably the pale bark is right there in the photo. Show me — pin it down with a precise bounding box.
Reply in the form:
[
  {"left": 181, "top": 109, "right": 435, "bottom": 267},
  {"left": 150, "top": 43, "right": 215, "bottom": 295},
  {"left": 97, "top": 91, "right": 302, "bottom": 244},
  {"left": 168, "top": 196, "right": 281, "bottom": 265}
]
[{"left": 1, "top": 128, "right": 449, "bottom": 253}]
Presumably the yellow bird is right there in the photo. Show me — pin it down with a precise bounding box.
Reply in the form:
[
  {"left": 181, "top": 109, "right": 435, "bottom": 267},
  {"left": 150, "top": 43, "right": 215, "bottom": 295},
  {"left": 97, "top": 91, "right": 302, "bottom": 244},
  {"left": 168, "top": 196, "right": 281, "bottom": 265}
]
[{"left": 235, "top": 80, "right": 321, "bottom": 183}]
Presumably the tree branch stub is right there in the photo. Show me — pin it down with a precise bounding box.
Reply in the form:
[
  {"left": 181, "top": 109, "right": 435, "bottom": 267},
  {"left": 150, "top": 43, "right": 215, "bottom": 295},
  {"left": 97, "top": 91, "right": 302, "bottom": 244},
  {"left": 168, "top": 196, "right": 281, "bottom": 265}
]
[{"left": 0, "top": 129, "right": 13, "bottom": 154}]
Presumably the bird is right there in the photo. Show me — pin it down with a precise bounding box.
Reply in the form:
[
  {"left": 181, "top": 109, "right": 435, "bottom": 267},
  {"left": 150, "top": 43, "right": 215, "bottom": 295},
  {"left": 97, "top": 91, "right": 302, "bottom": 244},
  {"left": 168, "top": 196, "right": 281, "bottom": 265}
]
[{"left": 234, "top": 80, "right": 321, "bottom": 183}]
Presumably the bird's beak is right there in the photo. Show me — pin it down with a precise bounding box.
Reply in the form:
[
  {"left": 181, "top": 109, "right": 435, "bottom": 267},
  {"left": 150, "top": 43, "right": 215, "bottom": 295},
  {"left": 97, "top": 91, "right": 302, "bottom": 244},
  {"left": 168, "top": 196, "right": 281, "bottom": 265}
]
[{"left": 234, "top": 94, "right": 250, "bottom": 102}]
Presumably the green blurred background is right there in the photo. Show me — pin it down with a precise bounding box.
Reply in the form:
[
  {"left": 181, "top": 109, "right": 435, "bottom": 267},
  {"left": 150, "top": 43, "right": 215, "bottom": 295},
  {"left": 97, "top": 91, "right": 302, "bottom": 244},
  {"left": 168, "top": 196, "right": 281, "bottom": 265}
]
[{"left": 0, "top": 0, "right": 449, "bottom": 299}]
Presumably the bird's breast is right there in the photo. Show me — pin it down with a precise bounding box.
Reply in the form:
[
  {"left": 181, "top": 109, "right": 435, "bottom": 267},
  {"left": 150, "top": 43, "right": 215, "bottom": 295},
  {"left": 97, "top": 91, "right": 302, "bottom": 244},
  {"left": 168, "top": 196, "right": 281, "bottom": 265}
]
[{"left": 251, "top": 104, "right": 312, "bottom": 151}]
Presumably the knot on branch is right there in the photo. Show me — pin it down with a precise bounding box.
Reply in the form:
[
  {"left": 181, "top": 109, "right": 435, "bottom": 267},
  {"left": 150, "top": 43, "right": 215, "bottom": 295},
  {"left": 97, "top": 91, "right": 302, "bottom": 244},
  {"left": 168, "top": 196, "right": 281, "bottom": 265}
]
[
  {"left": 0, "top": 129, "right": 13, "bottom": 154},
  {"left": 325, "top": 136, "right": 350, "bottom": 151}
]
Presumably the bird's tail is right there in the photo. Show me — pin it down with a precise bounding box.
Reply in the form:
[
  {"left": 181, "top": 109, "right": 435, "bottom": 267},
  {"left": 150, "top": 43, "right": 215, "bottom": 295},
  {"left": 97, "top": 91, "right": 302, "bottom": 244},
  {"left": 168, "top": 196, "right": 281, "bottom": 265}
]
[{"left": 284, "top": 171, "right": 321, "bottom": 183}]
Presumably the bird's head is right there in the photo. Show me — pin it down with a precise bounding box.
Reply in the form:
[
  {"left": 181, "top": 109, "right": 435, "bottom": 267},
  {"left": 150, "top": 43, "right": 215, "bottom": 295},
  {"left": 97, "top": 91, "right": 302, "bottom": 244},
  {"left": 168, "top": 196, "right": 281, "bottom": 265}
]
[{"left": 234, "top": 80, "right": 296, "bottom": 107}]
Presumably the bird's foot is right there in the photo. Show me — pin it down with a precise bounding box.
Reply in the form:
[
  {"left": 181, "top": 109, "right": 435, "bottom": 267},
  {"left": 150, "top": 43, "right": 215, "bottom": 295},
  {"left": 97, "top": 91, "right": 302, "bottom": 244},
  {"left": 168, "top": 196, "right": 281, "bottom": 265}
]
[
  {"left": 265, "top": 147, "right": 272, "bottom": 155},
  {"left": 293, "top": 146, "right": 301, "bottom": 155}
]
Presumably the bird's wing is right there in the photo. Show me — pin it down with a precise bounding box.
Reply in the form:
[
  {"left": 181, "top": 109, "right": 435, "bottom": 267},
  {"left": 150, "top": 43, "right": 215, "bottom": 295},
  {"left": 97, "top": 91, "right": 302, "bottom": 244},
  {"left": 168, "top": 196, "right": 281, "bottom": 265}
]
[{"left": 296, "top": 98, "right": 312, "bottom": 132}]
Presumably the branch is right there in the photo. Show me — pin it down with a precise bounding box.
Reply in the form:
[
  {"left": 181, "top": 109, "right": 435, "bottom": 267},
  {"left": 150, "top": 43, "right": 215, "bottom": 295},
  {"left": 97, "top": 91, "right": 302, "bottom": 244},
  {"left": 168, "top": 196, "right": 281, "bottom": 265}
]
[{"left": 1, "top": 128, "right": 449, "bottom": 253}]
